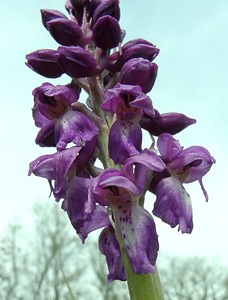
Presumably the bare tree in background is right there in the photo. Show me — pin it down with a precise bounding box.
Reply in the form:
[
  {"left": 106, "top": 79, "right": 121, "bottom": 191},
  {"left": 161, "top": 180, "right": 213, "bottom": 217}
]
[
  {"left": 89, "top": 240, "right": 129, "bottom": 300},
  {"left": 0, "top": 222, "right": 27, "bottom": 300},
  {"left": 0, "top": 201, "right": 129, "bottom": 300},
  {"left": 1, "top": 202, "right": 228, "bottom": 300},
  {"left": 25, "top": 201, "right": 99, "bottom": 300},
  {"left": 159, "top": 256, "right": 228, "bottom": 300}
]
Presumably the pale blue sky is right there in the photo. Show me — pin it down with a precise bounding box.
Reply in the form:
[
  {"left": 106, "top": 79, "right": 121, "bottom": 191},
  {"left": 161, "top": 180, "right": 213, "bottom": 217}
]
[{"left": 0, "top": 0, "right": 227, "bottom": 263}]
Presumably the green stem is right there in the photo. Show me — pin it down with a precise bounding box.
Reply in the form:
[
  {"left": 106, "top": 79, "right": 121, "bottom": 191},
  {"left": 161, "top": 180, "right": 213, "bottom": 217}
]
[
  {"left": 98, "top": 126, "right": 114, "bottom": 168},
  {"left": 124, "top": 256, "right": 164, "bottom": 300},
  {"left": 87, "top": 76, "right": 114, "bottom": 168}
]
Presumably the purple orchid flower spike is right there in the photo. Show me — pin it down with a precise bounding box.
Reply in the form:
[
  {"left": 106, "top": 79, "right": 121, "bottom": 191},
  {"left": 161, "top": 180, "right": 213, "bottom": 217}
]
[
  {"left": 26, "top": 0, "right": 215, "bottom": 295},
  {"left": 152, "top": 133, "right": 215, "bottom": 233}
]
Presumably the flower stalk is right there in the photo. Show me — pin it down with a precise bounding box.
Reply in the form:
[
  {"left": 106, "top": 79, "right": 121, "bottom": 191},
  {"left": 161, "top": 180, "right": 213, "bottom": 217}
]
[{"left": 124, "top": 262, "right": 164, "bottom": 300}]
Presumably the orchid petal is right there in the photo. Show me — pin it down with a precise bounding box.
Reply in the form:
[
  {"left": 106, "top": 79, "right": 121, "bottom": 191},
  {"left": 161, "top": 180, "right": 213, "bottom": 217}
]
[
  {"left": 108, "top": 117, "right": 142, "bottom": 164},
  {"left": 99, "top": 226, "right": 126, "bottom": 282},
  {"left": 114, "top": 203, "right": 158, "bottom": 274},
  {"left": 65, "top": 177, "right": 95, "bottom": 236},
  {"left": 157, "top": 133, "right": 183, "bottom": 162},
  {"left": 79, "top": 206, "right": 110, "bottom": 242},
  {"left": 55, "top": 109, "right": 99, "bottom": 151},
  {"left": 153, "top": 176, "right": 193, "bottom": 233},
  {"left": 28, "top": 154, "right": 55, "bottom": 180},
  {"left": 168, "top": 146, "right": 215, "bottom": 183},
  {"left": 123, "top": 149, "right": 166, "bottom": 192}
]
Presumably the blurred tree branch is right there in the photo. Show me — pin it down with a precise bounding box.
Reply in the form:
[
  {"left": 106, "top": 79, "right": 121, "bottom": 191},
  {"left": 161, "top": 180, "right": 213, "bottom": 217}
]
[{"left": 0, "top": 201, "right": 227, "bottom": 300}]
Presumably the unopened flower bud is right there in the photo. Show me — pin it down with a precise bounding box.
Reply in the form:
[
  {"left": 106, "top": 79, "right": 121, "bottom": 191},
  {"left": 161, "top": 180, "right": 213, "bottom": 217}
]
[
  {"left": 108, "top": 38, "right": 160, "bottom": 72},
  {"left": 86, "top": 0, "right": 102, "bottom": 20},
  {"left": 67, "top": 0, "right": 87, "bottom": 24},
  {"left": 40, "top": 9, "right": 68, "bottom": 29},
  {"left": 47, "top": 18, "right": 84, "bottom": 46},
  {"left": 26, "top": 50, "right": 63, "bottom": 78},
  {"left": 120, "top": 58, "right": 158, "bottom": 93},
  {"left": 70, "top": 0, "right": 88, "bottom": 10},
  {"left": 58, "top": 46, "right": 100, "bottom": 78},
  {"left": 93, "top": 15, "right": 121, "bottom": 50},
  {"left": 140, "top": 110, "right": 197, "bottom": 136},
  {"left": 93, "top": 0, "right": 120, "bottom": 24}
]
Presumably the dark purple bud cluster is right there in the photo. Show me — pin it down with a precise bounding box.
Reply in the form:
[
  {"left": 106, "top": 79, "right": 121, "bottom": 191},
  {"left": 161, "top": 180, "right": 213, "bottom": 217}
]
[{"left": 27, "top": 0, "right": 215, "bottom": 282}]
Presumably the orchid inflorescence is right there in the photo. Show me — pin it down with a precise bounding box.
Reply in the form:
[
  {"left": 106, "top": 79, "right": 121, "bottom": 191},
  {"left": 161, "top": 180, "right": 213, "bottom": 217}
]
[{"left": 27, "top": 0, "right": 215, "bottom": 282}]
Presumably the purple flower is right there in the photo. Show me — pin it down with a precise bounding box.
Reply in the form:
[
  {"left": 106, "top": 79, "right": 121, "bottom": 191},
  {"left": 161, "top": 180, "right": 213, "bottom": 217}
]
[
  {"left": 32, "top": 83, "right": 99, "bottom": 150},
  {"left": 29, "top": 137, "right": 98, "bottom": 201},
  {"left": 102, "top": 84, "right": 154, "bottom": 116},
  {"left": 29, "top": 146, "right": 82, "bottom": 200},
  {"left": 102, "top": 84, "right": 154, "bottom": 163},
  {"left": 32, "top": 82, "right": 79, "bottom": 121},
  {"left": 168, "top": 146, "right": 215, "bottom": 185},
  {"left": 152, "top": 133, "right": 215, "bottom": 233},
  {"left": 157, "top": 134, "right": 215, "bottom": 186},
  {"left": 26, "top": 49, "right": 64, "bottom": 78},
  {"left": 140, "top": 110, "right": 196, "bottom": 136},
  {"left": 91, "top": 151, "right": 165, "bottom": 275},
  {"left": 96, "top": 191, "right": 156, "bottom": 276},
  {"left": 119, "top": 58, "right": 158, "bottom": 93}
]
